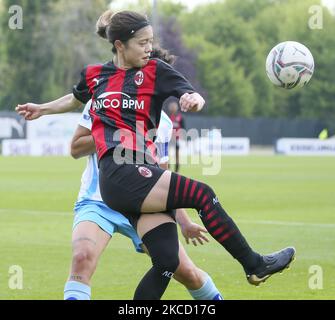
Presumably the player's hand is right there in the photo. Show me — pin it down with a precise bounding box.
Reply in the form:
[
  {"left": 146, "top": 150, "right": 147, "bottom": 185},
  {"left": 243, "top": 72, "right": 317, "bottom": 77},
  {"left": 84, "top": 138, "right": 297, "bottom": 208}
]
[
  {"left": 179, "top": 92, "right": 205, "bottom": 112},
  {"left": 16, "top": 103, "right": 43, "bottom": 120},
  {"left": 180, "top": 222, "right": 209, "bottom": 246}
]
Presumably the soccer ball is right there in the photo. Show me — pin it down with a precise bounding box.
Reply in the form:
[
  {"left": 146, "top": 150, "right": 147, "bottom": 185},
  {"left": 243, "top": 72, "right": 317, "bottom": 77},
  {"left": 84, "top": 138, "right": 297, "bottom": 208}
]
[{"left": 265, "top": 41, "right": 314, "bottom": 89}]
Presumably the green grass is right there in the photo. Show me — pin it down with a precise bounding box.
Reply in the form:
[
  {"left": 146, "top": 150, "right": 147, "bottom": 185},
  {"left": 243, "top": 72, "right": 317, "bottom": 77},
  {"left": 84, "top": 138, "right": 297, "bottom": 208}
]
[{"left": 0, "top": 156, "right": 334, "bottom": 300}]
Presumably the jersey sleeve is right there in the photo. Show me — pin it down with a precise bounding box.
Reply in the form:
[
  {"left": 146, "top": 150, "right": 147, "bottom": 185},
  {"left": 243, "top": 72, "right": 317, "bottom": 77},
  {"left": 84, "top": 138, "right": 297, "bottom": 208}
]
[
  {"left": 78, "top": 100, "right": 92, "bottom": 131},
  {"left": 73, "top": 66, "right": 92, "bottom": 104},
  {"left": 155, "top": 59, "right": 195, "bottom": 100}
]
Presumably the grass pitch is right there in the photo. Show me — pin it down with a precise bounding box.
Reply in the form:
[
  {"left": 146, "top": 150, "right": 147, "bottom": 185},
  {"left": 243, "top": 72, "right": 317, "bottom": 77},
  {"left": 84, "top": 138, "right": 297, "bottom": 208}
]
[{"left": 0, "top": 155, "right": 334, "bottom": 300}]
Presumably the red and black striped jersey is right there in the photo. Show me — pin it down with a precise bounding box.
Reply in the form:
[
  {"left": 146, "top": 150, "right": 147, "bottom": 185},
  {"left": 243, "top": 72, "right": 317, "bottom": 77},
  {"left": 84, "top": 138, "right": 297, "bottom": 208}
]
[{"left": 73, "top": 58, "right": 194, "bottom": 163}]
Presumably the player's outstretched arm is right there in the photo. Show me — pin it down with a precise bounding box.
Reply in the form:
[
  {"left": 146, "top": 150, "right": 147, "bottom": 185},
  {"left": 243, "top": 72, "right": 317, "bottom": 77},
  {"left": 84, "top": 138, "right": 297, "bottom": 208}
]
[
  {"left": 16, "top": 93, "right": 82, "bottom": 120},
  {"left": 70, "top": 125, "right": 96, "bottom": 159}
]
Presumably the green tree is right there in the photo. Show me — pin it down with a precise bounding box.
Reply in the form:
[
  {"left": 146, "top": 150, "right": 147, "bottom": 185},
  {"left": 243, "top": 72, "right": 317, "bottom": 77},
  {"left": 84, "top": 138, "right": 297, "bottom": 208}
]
[
  {"left": 180, "top": 0, "right": 335, "bottom": 123},
  {"left": 186, "top": 36, "right": 255, "bottom": 116},
  {"left": 1, "top": 0, "right": 56, "bottom": 108},
  {"left": 181, "top": 1, "right": 272, "bottom": 116},
  {"left": 1, "top": 0, "right": 110, "bottom": 108},
  {"left": 0, "top": 1, "right": 8, "bottom": 104},
  {"left": 254, "top": 0, "right": 335, "bottom": 126},
  {"left": 43, "top": 0, "right": 110, "bottom": 100},
  {"left": 299, "top": 12, "right": 335, "bottom": 128}
]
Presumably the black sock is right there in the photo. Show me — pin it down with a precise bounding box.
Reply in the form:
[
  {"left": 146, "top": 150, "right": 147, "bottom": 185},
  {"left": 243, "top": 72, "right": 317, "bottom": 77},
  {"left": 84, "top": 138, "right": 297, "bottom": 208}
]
[
  {"left": 133, "top": 223, "right": 179, "bottom": 300},
  {"left": 167, "top": 173, "right": 261, "bottom": 272}
]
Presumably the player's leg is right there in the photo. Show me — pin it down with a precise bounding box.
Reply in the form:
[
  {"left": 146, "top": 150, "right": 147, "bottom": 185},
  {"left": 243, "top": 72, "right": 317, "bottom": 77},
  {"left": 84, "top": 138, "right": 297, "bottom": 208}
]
[
  {"left": 64, "top": 204, "right": 114, "bottom": 300},
  {"left": 69, "top": 221, "right": 111, "bottom": 283},
  {"left": 121, "top": 217, "right": 222, "bottom": 300},
  {"left": 134, "top": 213, "right": 180, "bottom": 300},
  {"left": 141, "top": 170, "right": 261, "bottom": 270},
  {"left": 117, "top": 210, "right": 221, "bottom": 299},
  {"left": 64, "top": 221, "right": 111, "bottom": 300},
  {"left": 173, "top": 242, "right": 223, "bottom": 300},
  {"left": 99, "top": 154, "right": 295, "bottom": 287},
  {"left": 141, "top": 171, "right": 295, "bottom": 285}
]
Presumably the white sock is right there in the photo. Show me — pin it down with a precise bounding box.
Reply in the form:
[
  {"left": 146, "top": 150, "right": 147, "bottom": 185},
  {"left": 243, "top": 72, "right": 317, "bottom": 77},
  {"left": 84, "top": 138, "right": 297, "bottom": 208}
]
[
  {"left": 64, "top": 281, "right": 91, "bottom": 300},
  {"left": 188, "top": 274, "right": 223, "bottom": 300}
]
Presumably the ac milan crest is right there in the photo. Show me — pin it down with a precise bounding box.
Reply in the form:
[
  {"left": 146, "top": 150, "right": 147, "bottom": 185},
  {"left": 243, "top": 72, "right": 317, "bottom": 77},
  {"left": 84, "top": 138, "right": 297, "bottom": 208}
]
[
  {"left": 134, "top": 71, "right": 144, "bottom": 86},
  {"left": 138, "top": 166, "right": 153, "bottom": 178}
]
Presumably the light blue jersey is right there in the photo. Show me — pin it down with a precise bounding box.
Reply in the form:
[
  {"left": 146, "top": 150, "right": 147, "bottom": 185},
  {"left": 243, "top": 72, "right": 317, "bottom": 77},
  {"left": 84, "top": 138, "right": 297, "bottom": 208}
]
[{"left": 74, "top": 101, "right": 173, "bottom": 253}]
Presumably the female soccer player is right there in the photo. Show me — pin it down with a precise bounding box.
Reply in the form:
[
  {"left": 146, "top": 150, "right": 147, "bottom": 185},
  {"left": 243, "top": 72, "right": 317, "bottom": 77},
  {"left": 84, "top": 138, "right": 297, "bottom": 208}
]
[
  {"left": 65, "top": 104, "right": 222, "bottom": 300},
  {"left": 16, "top": 9, "right": 295, "bottom": 299}
]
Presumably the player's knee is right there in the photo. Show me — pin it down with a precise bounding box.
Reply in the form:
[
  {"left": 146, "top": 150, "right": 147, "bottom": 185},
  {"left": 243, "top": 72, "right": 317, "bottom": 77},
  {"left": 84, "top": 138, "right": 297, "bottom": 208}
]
[
  {"left": 200, "top": 182, "right": 215, "bottom": 196},
  {"left": 154, "top": 249, "right": 180, "bottom": 275},
  {"left": 72, "top": 245, "right": 96, "bottom": 268},
  {"left": 197, "top": 182, "right": 217, "bottom": 207},
  {"left": 72, "top": 251, "right": 90, "bottom": 267},
  {"left": 151, "top": 235, "right": 180, "bottom": 273},
  {"left": 142, "top": 223, "right": 180, "bottom": 275}
]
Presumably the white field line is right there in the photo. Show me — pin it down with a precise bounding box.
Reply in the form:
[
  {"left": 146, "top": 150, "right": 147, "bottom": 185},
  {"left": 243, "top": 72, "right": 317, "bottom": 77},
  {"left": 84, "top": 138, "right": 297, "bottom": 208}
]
[{"left": 1, "top": 208, "right": 334, "bottom": 228}]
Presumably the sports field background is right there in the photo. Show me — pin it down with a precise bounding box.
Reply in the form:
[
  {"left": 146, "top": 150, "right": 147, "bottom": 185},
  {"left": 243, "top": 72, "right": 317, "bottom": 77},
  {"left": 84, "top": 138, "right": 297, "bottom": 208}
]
[{"left": 0, "top": 155, "right": 334, "bottom": 300}]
